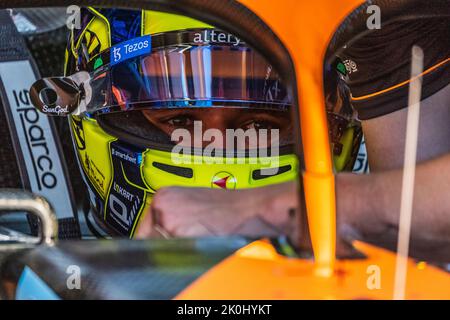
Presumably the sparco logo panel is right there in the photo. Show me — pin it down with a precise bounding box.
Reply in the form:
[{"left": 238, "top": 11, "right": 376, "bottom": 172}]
[{"left": 0, "top": 60, "right": 74, "bottom": 219}]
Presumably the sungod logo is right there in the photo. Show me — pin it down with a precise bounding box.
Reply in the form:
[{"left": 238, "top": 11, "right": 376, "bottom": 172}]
[
  {"left": 193, "top": 30, "right": 242, "bottom": 46},
  {"left": 42, "top": 105, "right": 69, "bottom": 115}
]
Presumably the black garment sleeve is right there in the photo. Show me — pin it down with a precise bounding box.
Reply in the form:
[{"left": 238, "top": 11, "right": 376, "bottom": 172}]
[{"left": 338, "top": 18, "right": 449, "bottom": 120}]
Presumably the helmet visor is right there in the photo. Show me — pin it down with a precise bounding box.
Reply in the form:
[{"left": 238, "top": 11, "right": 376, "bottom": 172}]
[{"left": 85, "top": 30, "right": 290, "bottom": 114}]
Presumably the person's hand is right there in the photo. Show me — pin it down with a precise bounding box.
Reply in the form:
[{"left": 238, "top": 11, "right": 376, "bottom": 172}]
[
  {"left": 135, "top": 182, "right": 300, "bottom": 241},
  {"left": 135, "top": 177, "right": 371, "bottom": 259}
]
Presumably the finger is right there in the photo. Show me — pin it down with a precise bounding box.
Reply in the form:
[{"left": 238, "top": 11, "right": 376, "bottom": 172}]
[
  {"left": 150, "top": 225, "right": 173, "bottom": 239},
  {"left": 149, "top": 206, "right": 174, "bottom": 238},
  {"left": 336, "top": 237, "right": 365, "bottom": 259},
  {"left": 135, "top": 215, "right": 172, "bottom": 239},
  {"left": 336, "top": 224, "right": 366, "bottom": 259},
  {"left": 151, "top": 207, "right": 164, "bottom": 228},
  {"left": 135, "top": 206, "right": 170, "bottom": 239},
  {"left": 175, "top": 222, "right": 217, "bottom": 238},
  {"left": 134, "top": 209, "right": 153, "bottom": 239}
]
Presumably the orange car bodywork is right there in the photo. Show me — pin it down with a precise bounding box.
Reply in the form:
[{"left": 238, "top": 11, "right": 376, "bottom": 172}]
[
  {"left": 177, "top": 0, "right": 450, "bottom": 299},
  {"left": 178, "top": 240, "right": 450, "bottom": 300}
]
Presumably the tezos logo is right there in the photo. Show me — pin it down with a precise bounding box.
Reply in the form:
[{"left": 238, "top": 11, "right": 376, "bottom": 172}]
[
  {"left": 110, "top": 35, "right": 152, "bottom": 66},
  {"left": 112, "top": 46, "right": 122, "bottom": 63}
]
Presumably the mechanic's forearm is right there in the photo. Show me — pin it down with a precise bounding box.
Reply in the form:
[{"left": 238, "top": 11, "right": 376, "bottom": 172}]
[
  {"left": 337, "top": 154, "right": 450, "bottom": 242},
  {"left": 258, "top": 181, "right": 299, "bottom": 224}
]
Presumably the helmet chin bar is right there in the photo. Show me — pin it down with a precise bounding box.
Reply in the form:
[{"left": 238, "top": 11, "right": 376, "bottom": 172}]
[{"left": 30, "top": 71, "right": 91, "bottom": 116}]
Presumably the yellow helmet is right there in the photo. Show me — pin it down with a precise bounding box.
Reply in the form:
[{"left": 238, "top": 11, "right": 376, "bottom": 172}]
[{"left": 31, "top": 8, "right": 298, "bottom": 237}]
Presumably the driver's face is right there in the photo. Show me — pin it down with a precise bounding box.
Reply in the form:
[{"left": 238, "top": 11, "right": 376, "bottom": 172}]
[{"left": 143, "top": 108, "right": 292, "bottom": 149}]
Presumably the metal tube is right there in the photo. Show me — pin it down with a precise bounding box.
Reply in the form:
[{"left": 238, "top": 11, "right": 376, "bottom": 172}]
[{"left": 0, "top": 190, "right": 58, "bottom": 246}]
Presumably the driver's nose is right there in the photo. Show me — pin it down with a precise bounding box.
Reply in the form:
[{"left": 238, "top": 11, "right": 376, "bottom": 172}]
[{"left": 197, "top": 109, "right": 234, "bottom": 149}]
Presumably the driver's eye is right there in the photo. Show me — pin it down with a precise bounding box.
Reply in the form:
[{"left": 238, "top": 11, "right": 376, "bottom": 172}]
[
  {"left": 166, "top": 115, "right": 194, "bottom": 128},
  {"left": 242, "top": 120, "right": 278, "bottom": 131}
]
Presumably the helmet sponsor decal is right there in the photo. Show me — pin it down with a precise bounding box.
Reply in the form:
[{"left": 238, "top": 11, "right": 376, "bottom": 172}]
[
  {"left": 111, "top": 147, "right": 142, "bottom": 165},
  {"left": 110, "top": 35, "right": 151, "bottom": 66},
  {"left": 211, "top": 172, "right": 237, "bottom": 190},
  {"left": 83, "top": 153, "right": 106, "bottom": 193},
  {"left": 104, "top": 142, "right": 149, "bottom": 236},
  {"left": 71, "top": 116, "right": 86, "bottom": 150},
  {"left": 193, "top": 29, "right": 242, "bottom": 46}
]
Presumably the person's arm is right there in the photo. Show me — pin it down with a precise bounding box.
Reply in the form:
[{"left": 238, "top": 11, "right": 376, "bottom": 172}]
[
  {"left": 136, "top": 153, "right": 450, "bottom": 247},
  {"left": 135, "top": 181, "right": 299, "bottom": 239},
  {"left": 337, "top": 153, "right": 450, "bottom": 244}
]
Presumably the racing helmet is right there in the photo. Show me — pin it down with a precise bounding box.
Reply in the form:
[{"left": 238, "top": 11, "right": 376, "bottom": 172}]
[
  {"left": 30, "top": 8, "right": 361, "bottom": 238},
  {"left": 31, "top": 8, "right": 299, "bottom": 237}
]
